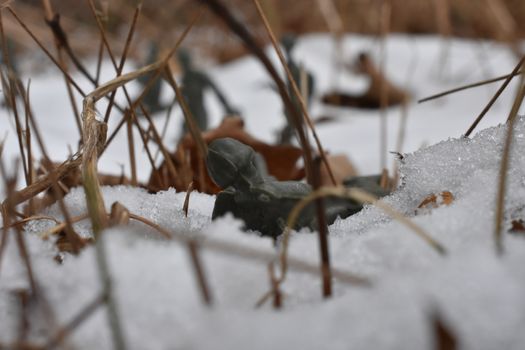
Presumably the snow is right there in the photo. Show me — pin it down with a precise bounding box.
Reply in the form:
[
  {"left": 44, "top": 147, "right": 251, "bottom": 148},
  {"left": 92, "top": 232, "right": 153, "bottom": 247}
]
[{"left": 1, "top": 34, "right": 525, "bottom": 349}]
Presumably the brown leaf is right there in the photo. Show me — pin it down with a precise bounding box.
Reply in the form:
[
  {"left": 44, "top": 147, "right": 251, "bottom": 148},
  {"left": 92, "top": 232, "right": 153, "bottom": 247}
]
[
  {"left": 318, "top": 154, "right": 358, "bottom": 186},
  {"left": 322, "top": 52, "right": 410, "bottom": 109},
  {"left": 509, "top": 219, "right": 525, "bottom": 235},
  {"left": 417, "top": 191, "right": 454, "bottom": 210},
  {"left": 55, "top": 231, "right": 92, "bottom": 253}
]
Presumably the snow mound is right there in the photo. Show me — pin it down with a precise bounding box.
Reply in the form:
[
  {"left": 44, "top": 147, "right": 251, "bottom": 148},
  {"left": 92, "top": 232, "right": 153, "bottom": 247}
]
[{"left": 2, "top": 119, "right": 525, "bottom": 349}]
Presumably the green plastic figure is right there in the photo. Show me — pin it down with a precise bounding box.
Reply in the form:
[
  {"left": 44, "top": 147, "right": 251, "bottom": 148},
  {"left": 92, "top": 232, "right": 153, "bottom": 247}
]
[
  {"left": 137, "top": 42, "right": 166, "bottom": 115},
  {"left": 177, "top": 49, "right": 237, "bottom": 135},
  {"left": 207, "top": 138, "right": 389, "bottom": 238},
  {"left": 278, "top": 34, "right": 315, "bottom": 144}
]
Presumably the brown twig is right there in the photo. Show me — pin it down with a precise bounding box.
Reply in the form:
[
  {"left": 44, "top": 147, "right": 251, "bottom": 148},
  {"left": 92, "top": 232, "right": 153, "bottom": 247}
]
[
  {"left": 312, "top": 156, "right": 332, "bottom": 297},
  {"left": 493, "top": 70, "right": 525, "bottom": 255},
  {"left": 183, "top": 182, "right": 194, "bottom": 218},
  {"left": 268, "top": 262, "right": 282, "bottom": 309},
  {"left": 7, "top": 6, "right": 86, "bottom": 96},
  {"left": 465, "top": 56, "right": 525, "bottom": 137},
  {"left": 99, "top": 2, "right": 141, "bottom": 124},
  {"left": 419, "top": 70, "right": 524, "bottom": 103},
  {"left": 252, "top": 0, "right": 337, "bottom": 186},
  {"left": 0, "top": 11, "right": 29, "bottom": 185},
  {"left": 200, "top": 0, "right": 315, "bottom": 185},
  {"left": 125, "top": 110, "right": 137, "bottom": 186},
  {"left": 378, "top": 0, "right": 391, "bottom": 173},
  {"left": 278, "top": 186, "right": 445, "bottom": 290},
  {"left": 44, "top": 292, "right": 107, "bottom": 349},
  {"left": 187, "top": 240, "right": 213, "bottom": 306},
  {"left": 0, "top": 160, "right": 38, "bottom": 296}
]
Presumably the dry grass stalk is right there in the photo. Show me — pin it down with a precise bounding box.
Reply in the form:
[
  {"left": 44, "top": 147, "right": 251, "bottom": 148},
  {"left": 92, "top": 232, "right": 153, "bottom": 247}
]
[
  {"left": 44, "top": 292, "right": 107, "bottom": 349},
  {"left": 187, "top": 240, "right": 213, "bottom": 306},
  {"left": 378, "top": 0, "right": 391, "bottom": 173},
  {"left": 43, "top": 2, "right": 96, "bottom": 85},
  {"left": 163, "top": 65, "right": 209, "bottom": 194},
  {"left": 164, "top": 65, "right": 208, "bottom": 158},
  {"left": 183, "top": 182, "right": 194, "bottom": 218},
  {"left": 268, "top": 262, "right": 282, "bottom": 309},
  {"left": 312, "top": 156, "right": 332, "bottom": 298},
  {"left": 494, "top": 68, "right": 525, "bottom": 254},
  {"left": 465, "top": 56, "right": 525, "bottom": 137},
  {"left": 81, "top": 96, "right": 125, "bottom": 348},
  {"left": 93, "top": 0, "right": 141, "bottom": 123},
  {"left": 0, "top": 161, "right": 38, "bottom": 296},
  {"left": 0, "top": 11, "right": 29, "bottom": 185},
  {"left": 278, "top": 186, "right": 446, "bottom": 288},
  {"left": 418, "top": 70, "right": 524, "bottom": 103},
  {"left": 4, "top": 155, "right": 81, "bottom": 208},
  {"left": 252, "top": 0, "right": 337, "bottom": 186},
  {"left": 125, "top": 110, "right": 138, "bottom": 186},
  {"left": 201, "top": 0, "right": 316, "bottom": 186},
  {"left": 7, "top": 6, "right": 86, "bottom": 96}
]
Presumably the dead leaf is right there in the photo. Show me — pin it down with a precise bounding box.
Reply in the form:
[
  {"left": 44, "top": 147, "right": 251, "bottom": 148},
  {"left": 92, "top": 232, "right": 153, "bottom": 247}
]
[
  {"left": 318, "top": 154, "right": 358, "bottom": 186},
  {"left": 417, "top": 191, "right": 454, "bottom": 211},
  {"left": 55, "top": 231, "right": 92, "bottom": 253},
  {"left": 509, "top": 219, "right": 525, "bottom": 235},
  {"left": 322, "top": 52, "right": 410, "bottom": 109}
]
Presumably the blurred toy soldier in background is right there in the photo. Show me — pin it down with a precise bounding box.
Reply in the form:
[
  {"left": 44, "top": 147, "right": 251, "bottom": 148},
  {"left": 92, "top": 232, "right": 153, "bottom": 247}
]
[
  {"left": 278, "top": 34, "right": 315, "bottom": 145},
  {"left": 177, "top": 48, "right": 238, "bottom": 137}
]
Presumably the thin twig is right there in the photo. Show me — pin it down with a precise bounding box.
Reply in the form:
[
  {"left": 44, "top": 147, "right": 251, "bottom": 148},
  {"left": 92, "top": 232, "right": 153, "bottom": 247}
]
[
  {"left": 201, "top": 0, "right": 315, "bottom": 185},
  {"left": 278, "top": 186, "right": 445, "bottom": 288},
  {"left": 183, "top": 182, "right": 194, "bottom": 218},
  {"left": 378, "top": 0, "right": 391, "bottom": 172},
  {"left": 494, "top": 71, "right": 525, "bottom": 255},
  {"left": 252, "top": 0, "right": 337, "bottom": 186},
  {"left": 45, "top": 292, "right": 107, "bottom": 349},
  {"left": 187, "top": 240, "right": 213, "bottom": 306},
  {"left": 419, "top": 70, "right": 524, "bottom": 103},
  {"left": 312, "top": 157, "right": 331, "bottom": 297},
  {"left": 0, "top": 11, "right": 29, "bottom": 185},
  {"left": 465, "top": 56, "right": 525, "bottom": 137}
]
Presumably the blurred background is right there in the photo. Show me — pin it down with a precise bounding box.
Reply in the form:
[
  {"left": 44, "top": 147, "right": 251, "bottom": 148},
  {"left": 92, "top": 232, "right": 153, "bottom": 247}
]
[{"left": 4, "top": 0, "right": 525, "bottom": 64}]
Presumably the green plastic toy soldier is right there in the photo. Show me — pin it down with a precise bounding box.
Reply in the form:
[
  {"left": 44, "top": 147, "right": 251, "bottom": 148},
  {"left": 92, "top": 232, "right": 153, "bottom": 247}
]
[
  {"left": 136, "top": 42, "right": 166, "bottom": 115},
  {"left": 177, "top": 49, "right": 238, "bottom": 135},
  {"left": 278, "top": 34, "right": 315, "bottom": 144},
  {"left": 207, "top": 138, "right": 389, "bottom": 238}
]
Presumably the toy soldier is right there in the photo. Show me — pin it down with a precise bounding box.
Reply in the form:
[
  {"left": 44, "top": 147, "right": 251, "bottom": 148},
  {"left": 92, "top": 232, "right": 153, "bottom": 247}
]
[
  {"left": 177, "top": 48, "right": 238, "bottom": 135},
  {"left": 207, "top": 138, "right": 389, "bottom": 238},
  {"left": 278, "top": 34, "right": 315, "bottom": 144},
  {"left": 136, "top": 42, "right": 166, "bottom": 114}
]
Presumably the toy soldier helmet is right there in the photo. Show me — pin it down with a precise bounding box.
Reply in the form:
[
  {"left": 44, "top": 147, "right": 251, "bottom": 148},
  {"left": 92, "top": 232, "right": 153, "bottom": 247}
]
[{"left": 207, "top": 138, "right": 256, "bottom": 189}]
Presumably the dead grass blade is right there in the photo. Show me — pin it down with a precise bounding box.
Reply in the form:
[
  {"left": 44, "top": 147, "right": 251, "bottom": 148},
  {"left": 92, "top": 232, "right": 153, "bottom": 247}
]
[
  {"left": 201, "top": 0, "right": 315, "bottom": 186},
  {"left": 493, "top": 69, "right": 525, "bottom": 254},
  {"left": 419, "top": 70, "right": 524, "bottom": 103},
  {"left": 252, "top": 0, "right": 337, "bottom": 186},
  {"left": 465, "top": 56, "right": 525, "bottom": 137},
  {"left": 278, "top": 186, "right": 446, "bottom": 288}
]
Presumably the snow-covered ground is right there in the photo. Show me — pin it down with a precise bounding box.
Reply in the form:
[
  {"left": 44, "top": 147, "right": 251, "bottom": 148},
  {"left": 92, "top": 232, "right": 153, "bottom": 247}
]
[{"left": 1, "top": 34, "right": 525, "bottom": 349}]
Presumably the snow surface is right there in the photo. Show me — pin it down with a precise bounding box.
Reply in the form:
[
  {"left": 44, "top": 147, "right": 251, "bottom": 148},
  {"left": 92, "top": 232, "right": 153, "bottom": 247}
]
[{"left": 1, "top": 34, "right": 525, "bottom": 349}]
